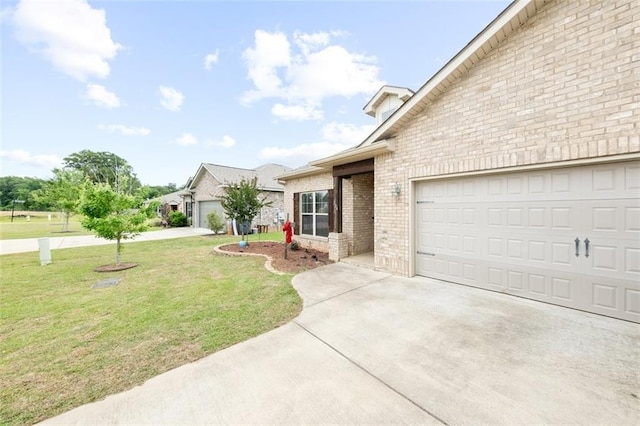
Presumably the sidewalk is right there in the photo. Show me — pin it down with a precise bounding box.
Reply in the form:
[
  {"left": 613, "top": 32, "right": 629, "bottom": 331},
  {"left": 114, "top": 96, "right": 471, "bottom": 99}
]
[{"left": 0, "top": 227, "right": 215, "bottom": 255}]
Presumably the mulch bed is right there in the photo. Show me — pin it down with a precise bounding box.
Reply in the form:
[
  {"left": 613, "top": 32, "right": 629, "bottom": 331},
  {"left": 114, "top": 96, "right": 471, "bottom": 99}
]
[{"left": 218, "top": 241, "right": 331, "bottom": 274}]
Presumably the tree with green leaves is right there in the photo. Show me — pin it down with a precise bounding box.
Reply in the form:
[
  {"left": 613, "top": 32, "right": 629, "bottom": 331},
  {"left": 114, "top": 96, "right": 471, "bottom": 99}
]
[
  {"left": 63, "top": 150, "right": 141, "bottom": 192},
  {"left": 33, "top": 169, "right": 86, "bottom": 232},
  {"left": 79, "top": 181, "right": 151, "bottom": 265},
  {"left": 219, "top": 177, "right": 271, "bottom": 241},
  {"left": 0, "top": 176, "right": 49, "bottom": 211}
]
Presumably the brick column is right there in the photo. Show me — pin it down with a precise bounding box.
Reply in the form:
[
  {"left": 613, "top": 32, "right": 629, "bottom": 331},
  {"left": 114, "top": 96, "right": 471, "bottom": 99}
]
[{"left": 329, "top": 232, "right": 348, "bottom": 261}]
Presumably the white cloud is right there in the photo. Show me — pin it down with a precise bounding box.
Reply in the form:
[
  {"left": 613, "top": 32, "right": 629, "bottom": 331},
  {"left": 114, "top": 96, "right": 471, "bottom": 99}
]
[
  {"left": 271, "top": 103, "right": 323, "bottom": 121},
  {"left": 240, "top": 30, "right": 291, "bottom": 105},
  {"left": 205, "top": 135, "right": 236, "bottom": 148},
  {"left": 321, "top": 122, "right": 375, "bottom": 144},
  {"left": 204, "top": 49, "right": 219, "bottom": 70},
  {"left": 86, "top": 83, "right": 120, "bottom": 108},
  {"left": 261, "top": 142, "right": 353, "bottom": 162},
  {"left": 159, "top": 86, "right": 184, "bottom": 111},
  {"left": 174, "top": 133, "right": 197, "bottom": 146},
  {"left": 12, "top": 0, "right": 121, "bottom": 81},
  {"left": 241, "top": 30, "right": 384, "bottom": 120},
  {"left": 98, "top": 124, "right": 150, "bottom": 136},
  {"left": 0, "top": 149, "right": 62, "bottom": 168},
  {"left": 260, "top": 122, "right": 375, "bottom": 163}
]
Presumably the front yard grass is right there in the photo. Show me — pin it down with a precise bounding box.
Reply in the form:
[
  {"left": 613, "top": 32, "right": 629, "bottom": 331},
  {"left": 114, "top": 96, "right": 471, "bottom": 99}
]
[
  {"left": 0, "top": 234, "right": 302, "bottom": 425},
  {"left": 0, "top": 213, "right": 166, "bottom": 240},
  {"left": 0, "top": 213, "right": 93, "bottom": 240}
]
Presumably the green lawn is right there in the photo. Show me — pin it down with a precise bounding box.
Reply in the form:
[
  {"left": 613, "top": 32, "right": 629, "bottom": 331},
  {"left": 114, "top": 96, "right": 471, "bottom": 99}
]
[
  {"left": 0, "top": 212, "right": 164, "bottom": 240},
  {"left": 0, "top": 213, "right": 92, "bottom": 240},
  {"left": 0, "top": 233, "right": 302, "bottom": 425}
]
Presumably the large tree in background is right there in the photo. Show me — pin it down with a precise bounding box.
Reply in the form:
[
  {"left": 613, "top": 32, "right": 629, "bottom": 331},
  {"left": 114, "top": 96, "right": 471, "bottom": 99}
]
[
  {"left": 33, "top": 169, "right": 86, "bottom": 232},
  {"left": 63, "top": 150, "right": 141, "bottom": 193},
  {"left": 0, "top": 176, "right": 49, "bottom": 211},
  {"left": 79, "top": 180, "right": 151, "bottom": 265},
  {"left": 219, "top": 177, "right": 271, "bottom": 242}
]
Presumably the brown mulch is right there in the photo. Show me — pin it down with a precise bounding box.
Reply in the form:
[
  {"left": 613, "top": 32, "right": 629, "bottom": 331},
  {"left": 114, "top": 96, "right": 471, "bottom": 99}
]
[
  {"left": 94, "top": 263, "right": 139, "bottom": 272},
  {"left": 218, "top": 241, "right": 331, "bottom": 274}
]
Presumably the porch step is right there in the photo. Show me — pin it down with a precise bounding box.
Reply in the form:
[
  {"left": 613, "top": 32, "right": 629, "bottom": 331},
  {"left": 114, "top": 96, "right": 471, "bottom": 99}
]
[{"left": 340, "top": 252, "right": 375, "bottom": 270}]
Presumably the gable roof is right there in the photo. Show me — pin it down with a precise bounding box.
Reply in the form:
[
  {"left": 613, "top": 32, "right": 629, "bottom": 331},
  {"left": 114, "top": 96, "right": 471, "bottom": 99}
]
[
  {"left": 189, "top": 163, "right": 291, "bottom": 192},
  {"left": 363, "top": 85, "right": 415, "bottom": 117},
  {"left": 287, "top": 0, "right": 548, "bottom": 173}
]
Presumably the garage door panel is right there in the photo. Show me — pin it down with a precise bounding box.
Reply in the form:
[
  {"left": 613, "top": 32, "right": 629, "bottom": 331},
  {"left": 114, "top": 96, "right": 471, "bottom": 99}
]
[
  {"left": 418, "top": 252, "right": 585, "bottom": 308},
  {"left": 625, "top": 206, "right": 640, "bottom": 232},
  {"left": 586, "top": 276, "right": 639, "bottom": 322},
  {"left": 198, "top": 201, "right": 224, "bottom": 229},
  {"left": 415, "top": 160, "right": 640, "bottom": 322}
]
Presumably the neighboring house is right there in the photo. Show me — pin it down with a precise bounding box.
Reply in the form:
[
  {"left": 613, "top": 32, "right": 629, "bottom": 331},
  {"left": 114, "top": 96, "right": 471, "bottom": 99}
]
[
  {"left": 278, "top": 0, "right": 639, "bottom": 322},
  {"left": 188, "top": 163, "right": 291, "bottom": 230},
  {"left": 158, "top": 190, "right": 189, "bottom": 215}
]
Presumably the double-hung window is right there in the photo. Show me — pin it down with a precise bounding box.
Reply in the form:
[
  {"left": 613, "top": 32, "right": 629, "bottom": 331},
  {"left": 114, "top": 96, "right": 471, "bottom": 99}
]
[{"left": 301, "top": 191, "right": 329, "bottom": 237}]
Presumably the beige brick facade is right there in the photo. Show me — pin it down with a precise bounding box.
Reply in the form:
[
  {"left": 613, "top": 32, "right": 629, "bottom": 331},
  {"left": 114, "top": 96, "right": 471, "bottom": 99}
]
[
  {"left": 374, "top": 0, "right": 640, "bottom": 275},
  {"left": 342, "top": 173, "right": 374, "bottom": 255},
  {"left": 282, "top": 0, "right": 639, "bottom": 275},
  {"left": 192, "top": 170, "right": 285, "bottom": 230}
]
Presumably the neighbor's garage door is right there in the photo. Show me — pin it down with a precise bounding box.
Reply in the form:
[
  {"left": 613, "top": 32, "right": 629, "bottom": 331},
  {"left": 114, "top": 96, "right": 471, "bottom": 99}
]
[
  {"left": 416, "top": 161, "right": 640, "bottom": 322},
  {"left": 198, "top": 201, "right": 224, "bottom": 229}
]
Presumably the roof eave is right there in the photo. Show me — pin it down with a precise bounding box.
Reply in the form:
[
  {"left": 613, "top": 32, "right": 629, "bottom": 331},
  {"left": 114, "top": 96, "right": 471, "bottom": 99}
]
[
  {"left": 363, "top": 86, "right": 415, "bottom": 116},
  {"left": 276, "top": 166, "right": 326, "bottom": 182},
  {"left": 309, "top": 139, "right": 395, "bottom": 169}
]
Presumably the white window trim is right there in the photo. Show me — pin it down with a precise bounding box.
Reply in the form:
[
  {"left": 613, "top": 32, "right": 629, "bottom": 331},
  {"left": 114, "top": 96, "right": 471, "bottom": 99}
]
[{"left": 300, "top": 191, "right": 328, "bottom": 237}]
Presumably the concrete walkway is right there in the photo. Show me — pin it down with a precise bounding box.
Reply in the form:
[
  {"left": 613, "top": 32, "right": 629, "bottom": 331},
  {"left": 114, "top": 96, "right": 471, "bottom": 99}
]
[
  {"left": 42, "top": 262, "right": 640, "bottom": 425},
  {"left": 0, "top": 227, "right": 215, "bottom": 255}
]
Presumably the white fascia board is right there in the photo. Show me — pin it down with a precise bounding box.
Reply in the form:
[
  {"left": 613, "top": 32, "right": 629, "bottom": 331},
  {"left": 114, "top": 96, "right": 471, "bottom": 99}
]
[{"left": 309, "top": 139, "right": 395, "bottom": 169}]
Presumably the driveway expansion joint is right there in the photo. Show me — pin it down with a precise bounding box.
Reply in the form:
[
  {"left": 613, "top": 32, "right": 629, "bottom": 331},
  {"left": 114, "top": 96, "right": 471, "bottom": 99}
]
[
  {"left": 292, "top": 320, "right": 449, "bottom": 426},
  {"left": 304, "top": 273, "right": 393, "bottom": 308}
]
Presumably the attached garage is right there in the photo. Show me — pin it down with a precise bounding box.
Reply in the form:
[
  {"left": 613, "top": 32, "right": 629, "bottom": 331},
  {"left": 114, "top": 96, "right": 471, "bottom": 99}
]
[
  {"left": 198, "top": 201, "right": 224, "bottom": 229},
  {"left": 415, "top": 160, "right": 640, "bottom": 322}
]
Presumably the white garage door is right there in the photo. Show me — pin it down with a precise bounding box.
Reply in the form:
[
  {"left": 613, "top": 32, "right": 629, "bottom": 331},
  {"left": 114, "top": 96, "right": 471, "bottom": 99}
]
[
  {"left": 198, "top": 201, "right": 224, "bottom": 229},
  {"left": 416, "top": 161, "right": 640, "bottom": 322}
]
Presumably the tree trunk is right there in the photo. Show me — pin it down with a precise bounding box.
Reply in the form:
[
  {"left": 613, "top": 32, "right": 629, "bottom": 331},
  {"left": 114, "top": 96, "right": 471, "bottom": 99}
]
[
  {"left": 62, "top": 212, "right": 70, "bottom": 232},
  {"left": 116, "top": 237, "right": 121, "bottom": 265}
]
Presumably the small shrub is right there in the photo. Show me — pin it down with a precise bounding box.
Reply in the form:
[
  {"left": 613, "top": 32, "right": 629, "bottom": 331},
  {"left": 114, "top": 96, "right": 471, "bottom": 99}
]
[
  {"left": 207, "top": 211, "right": 226, "bottom": 234},
  {"left": 168, "top": 211, "right": 188, "bottom": 227},
  {"left": 150, "top": 218, "right": 164, "bottom": 227},
  {"left": 290, "top": 240, "right": 299, "bottom": 251}
]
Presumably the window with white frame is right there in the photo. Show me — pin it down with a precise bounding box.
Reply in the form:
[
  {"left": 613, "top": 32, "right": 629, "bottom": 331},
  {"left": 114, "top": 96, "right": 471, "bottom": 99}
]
[{"left": 301, "top": 191, "right": 329, "bottom": 237}]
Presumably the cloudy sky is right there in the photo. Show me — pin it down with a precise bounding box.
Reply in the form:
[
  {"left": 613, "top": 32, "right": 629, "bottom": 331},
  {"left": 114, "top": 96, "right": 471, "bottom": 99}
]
[{"left": 1, "top": 0, "right": 509, "bottom": 186}]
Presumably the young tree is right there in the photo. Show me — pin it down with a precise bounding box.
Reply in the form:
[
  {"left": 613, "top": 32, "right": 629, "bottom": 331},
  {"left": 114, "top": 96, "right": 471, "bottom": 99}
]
[
  {"left": 219, "top": 177, "right": 271, "bottom": 241},
  {"left": 79, "top": 182, "right": 151, "bottom": 265},
  {"left": 33, "top": 169, "right": 86, "bottom": 232}
]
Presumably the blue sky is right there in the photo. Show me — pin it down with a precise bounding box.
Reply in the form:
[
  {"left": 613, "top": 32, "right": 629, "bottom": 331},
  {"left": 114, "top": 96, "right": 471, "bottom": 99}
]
[{"left": 1, "top": 0, "right": 510, "bottom": 186}]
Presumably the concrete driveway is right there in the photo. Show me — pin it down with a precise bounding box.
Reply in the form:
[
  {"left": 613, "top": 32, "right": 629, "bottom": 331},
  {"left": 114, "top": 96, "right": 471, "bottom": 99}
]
[{"left": 43, "top": 263, "right": 639, "bottom": 425}]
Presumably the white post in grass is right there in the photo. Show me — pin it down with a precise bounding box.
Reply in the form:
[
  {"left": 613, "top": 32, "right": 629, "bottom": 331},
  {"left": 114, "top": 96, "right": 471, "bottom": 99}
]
[{"left": 38, "top": 238, "right": 52, "bottom": 266}]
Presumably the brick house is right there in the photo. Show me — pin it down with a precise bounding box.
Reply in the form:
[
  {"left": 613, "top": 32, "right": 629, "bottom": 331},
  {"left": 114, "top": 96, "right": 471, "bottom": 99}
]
[
  {"left": 188, "top": 163, "right": 291, "bottom": 230},
  {"left": 278, "top": 0, "right": 639, "bottom": 322}
]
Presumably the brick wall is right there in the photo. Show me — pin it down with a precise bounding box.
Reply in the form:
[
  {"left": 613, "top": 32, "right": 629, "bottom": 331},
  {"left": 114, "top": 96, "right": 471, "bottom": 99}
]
[
  {"left": 193, "top": 171, "right": 284, "bottom": 229},
  {"left": 374, "top": 0, "right": 640, "bottom": 275},
  {"left": 342, "top": 178, "right": 354, "bottom": 253},
  {"left": 351, "top": 173, "right": 374, "bottom": 254}
]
